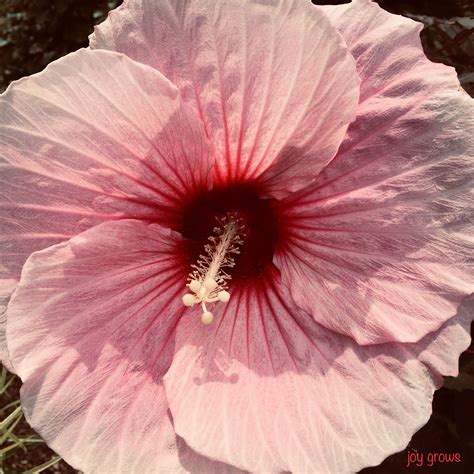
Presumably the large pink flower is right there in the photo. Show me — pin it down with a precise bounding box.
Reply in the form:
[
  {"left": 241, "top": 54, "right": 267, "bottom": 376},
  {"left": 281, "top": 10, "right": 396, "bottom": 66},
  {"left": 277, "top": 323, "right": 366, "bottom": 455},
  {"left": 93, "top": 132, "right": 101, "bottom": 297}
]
[{"left": 1, "top": 0, "right": 473, "bottom": 472}]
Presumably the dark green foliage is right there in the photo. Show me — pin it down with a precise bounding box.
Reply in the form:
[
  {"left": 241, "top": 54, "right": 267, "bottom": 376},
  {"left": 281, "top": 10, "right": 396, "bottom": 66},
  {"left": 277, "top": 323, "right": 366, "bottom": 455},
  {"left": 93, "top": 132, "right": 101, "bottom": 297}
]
[{"left": 0, "top": 0, "right": 122, "bottom": 92}]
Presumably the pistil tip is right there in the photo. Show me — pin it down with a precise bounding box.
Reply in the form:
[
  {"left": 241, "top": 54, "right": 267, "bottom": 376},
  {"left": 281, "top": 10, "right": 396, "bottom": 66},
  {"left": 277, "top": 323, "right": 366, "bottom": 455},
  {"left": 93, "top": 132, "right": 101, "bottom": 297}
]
[
  {"left": 182, "top": 294, "right": 196, "bottom": 307},
  {"left": 203, "top": 278, "right": 218, "bottom": 291},
  {"left": 202, "top": 311, "right": 214, "bottom": 325},
  {"left": 189, "top": 280, "right": 201, "bottom": 292},
  {"left": 218, "top": 290, "right": 230, "bottom": 302}
]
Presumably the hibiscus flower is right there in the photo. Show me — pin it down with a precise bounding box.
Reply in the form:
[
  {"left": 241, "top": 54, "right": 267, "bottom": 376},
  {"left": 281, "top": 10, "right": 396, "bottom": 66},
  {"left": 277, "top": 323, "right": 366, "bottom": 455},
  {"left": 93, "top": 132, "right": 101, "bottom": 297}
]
[{"left": 1, "top": 0, "right": 473, "bottom": 472}]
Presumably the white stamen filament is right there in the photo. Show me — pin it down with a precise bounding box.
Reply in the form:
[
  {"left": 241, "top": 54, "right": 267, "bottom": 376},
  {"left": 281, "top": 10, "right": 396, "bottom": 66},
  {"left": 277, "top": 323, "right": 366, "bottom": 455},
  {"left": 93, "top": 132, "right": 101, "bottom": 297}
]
[{"left": 182, "top": 213, "right": 245, "bottom": 324}]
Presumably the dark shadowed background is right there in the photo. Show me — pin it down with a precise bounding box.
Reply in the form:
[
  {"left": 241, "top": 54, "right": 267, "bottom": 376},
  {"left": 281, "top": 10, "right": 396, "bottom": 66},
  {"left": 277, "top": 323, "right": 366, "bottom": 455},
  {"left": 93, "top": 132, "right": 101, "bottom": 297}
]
[{"left": 0, "top": 0, "right": 473, "bottom": 472}]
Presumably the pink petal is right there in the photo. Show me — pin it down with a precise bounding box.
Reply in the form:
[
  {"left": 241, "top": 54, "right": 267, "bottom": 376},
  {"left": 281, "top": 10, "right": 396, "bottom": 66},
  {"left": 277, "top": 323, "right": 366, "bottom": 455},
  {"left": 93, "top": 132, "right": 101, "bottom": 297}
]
[
  {"left": 6, "top": 219, "right": 238, "bottom": 473},
  {"left": 90, "top": 0, "right": 360, "bottom": 197},
  {"left": 0, "top": 279, "right": 17, "bottom": 371},
  {"left": 177, "top": 437, "right": 246, "bottom": 474},
  {"left": 274, "top": 0, "right": 474, "bottom": 344},
  {"left": 0, "top": 48, "right": 213, "bottom": 283},
  {"left": 164, "top": 271, "right": 472, "bottom": 473}
]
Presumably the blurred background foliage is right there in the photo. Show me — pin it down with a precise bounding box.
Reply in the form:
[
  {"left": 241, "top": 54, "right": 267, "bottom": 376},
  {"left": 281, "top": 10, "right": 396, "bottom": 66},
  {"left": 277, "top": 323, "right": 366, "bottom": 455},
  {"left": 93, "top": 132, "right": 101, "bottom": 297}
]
[
  {"left": 0, "top": 0, "right": 473, "bottom": 472},
  {"left": 0, "top": 0, "right": 121, "bottom": 92}
]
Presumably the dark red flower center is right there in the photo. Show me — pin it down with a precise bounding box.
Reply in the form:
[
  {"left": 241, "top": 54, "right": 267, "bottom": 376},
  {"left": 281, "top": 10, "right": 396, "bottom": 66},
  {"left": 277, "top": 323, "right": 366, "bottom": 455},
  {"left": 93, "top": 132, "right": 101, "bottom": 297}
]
[{"left": 178, "top": 184, "right": 281, "bottom": 283}]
